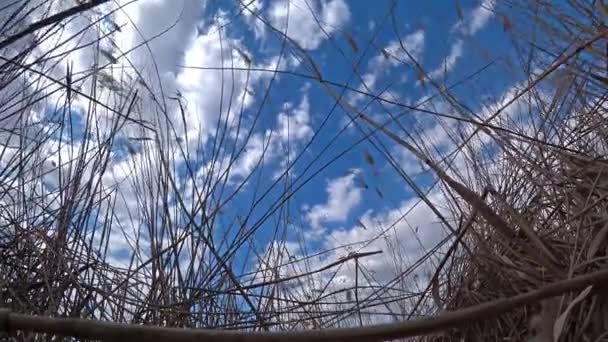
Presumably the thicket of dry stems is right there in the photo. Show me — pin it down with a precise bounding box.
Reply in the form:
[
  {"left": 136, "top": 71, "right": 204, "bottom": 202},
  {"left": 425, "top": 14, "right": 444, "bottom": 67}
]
[{"left": 0, "top": 0, "right": 607, "bottom": 341}]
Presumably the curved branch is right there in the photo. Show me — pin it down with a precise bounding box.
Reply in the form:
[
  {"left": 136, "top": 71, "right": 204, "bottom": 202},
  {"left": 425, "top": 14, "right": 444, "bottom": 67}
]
[{"left": 2, "top": 268, "right": 608, "bottom": 341}]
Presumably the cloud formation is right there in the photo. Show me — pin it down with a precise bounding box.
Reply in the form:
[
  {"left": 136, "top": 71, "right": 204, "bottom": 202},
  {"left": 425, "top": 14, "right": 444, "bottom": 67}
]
[{"left": 269, "top": 0, "right": 351, "bottom": 50}]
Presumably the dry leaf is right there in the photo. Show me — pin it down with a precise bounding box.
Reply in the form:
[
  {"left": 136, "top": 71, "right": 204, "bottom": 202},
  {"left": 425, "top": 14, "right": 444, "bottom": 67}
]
[
  {"left": 109, "top": 20, "right": 122, "bottom": 32},
  {"left": 553, "top": 285, "right": 593, "bottom": 342},
  {"left": 345, "top": 33, "right": 359, "bottom": 53},
  {"left": 100, "top": 49, "right": 117, "bottom": 63},
  {"left": 355, "top": 219, "right": 368, "bottom": 230},
  {"left": 431, "top": 276, "right": 443, "bottom": 310},
  {"left": 455, "top": 0, "right": 464, "bottom": 20},
  {"left": 417, "top": 70, "right": 426, "bottom": 86},
  {"left": 234, "top": 46, "right": 251, "bottom": 65},
  {"left": 363, "top": 150, "right": 375, "bottom": 166},
  {"left": 587, "top": 221, "right": 608, "bottom": 260}
]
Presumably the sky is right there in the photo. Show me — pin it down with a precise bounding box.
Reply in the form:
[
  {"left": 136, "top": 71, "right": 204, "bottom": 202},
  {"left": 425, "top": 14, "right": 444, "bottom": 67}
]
[{"left": 0, "top": 0, "right": 538, "bottom": 321}]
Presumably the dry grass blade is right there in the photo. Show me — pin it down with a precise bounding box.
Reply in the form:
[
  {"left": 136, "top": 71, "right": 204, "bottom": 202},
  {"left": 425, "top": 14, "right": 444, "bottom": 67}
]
[
  {"left": 552, "top": 285, "right": 593, "bottom": 341},
  {"left": 1, "top": 0, "right": 608, "bottom": 341}
]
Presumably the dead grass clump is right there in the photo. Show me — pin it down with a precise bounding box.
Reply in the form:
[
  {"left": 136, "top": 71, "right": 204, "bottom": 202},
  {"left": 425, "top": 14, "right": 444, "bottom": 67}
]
[{"left": 434, "top": 149, "right": 608, "bottom": 341}]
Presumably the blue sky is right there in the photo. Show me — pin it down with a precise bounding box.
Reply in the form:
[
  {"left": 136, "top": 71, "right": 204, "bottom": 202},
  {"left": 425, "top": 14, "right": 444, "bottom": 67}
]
[
  {"left": 202, "top": 0, "right": 515, "bottom": 239},
  {"left": 93, "top": 0, "right": 511, "bottom": 267},
  {"left": 185, "top": 0, "right": 523, "bottom": 287},
  {"left": 0, "top": 0, "right": 541, "bottom": 320}
]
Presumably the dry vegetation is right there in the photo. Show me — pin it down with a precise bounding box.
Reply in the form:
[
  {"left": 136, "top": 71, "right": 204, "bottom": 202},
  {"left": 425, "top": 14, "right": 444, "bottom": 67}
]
[{"left": 0, "top": 0, "right": 607, "bottom": 341}]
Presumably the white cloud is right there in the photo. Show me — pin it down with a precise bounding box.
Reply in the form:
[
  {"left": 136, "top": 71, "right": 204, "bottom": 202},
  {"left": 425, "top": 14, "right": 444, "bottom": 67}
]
[
  {"left": 113, "top": 0, "right": 202, "bottom": 78},
  {"left": 2, "top": 0, "right": 230, "bottom": 269},
  {"left": 384, "top": 30, "right": 426, "bottom": 66},
  {"left": 306, "top": 169, "right": 363, "bottom": 232},
  {"left": 428, "top": 39, "right": 464, "bottom": 80},
  {"left": 175, "top": 27, "right": 252, "bottom": 144},
  {"left": 230, "top": 131, "right": 271, "bottom": 180},
  {"left": 276, "top": 94, "right": 314, "bottom": 142},
  {"left": 193, "top": 93, "right": 314, "bottom": 184},
  {"left": 324, "top": 193, "right": 450, "bottom": 281},
  {"left": 467, "top": 0, "right": 496, "bottom": 35},
  {"left": 269, "top": 0, "right": 350, "bottom": 50},
  {"left": 348, "top": 72, "right": 377, "bottom": 106},
  {"left": 348, "top": 30, "right": 425, "bottom": 107},
  {"left": 105, "top": 0, "right": 258, "bottom": 148},
  {"left": 426, "top": 0, "right": 494, "bottom": 81},
  {"left": 453, "top": 0, "right": 496, "bottom": 36},
  {"left": 242, "top": 0, "right": 267, "bottom": 40},
  {"left": 396, "top": 81, "right": 533, "bottom": 186},
  {"left": 259, "top": 190, "right": 453, "bottom": 323},
  {"left": 369, "top": 30, "right": 426, "bottom": 70}
]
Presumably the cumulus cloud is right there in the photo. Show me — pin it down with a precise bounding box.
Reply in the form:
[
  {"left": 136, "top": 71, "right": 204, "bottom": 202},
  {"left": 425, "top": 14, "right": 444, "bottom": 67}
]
[
  {"left": 0, "top": 0, "right": 269, "bottom": 267},
  {"left": 229, "top": 132, "right": 271, "bottom": 180},
  {"left": 349, "top": 30, "right": 425, "bottom": 106},
  {"left": 428, "top": 0, "right": 495, "bottom": 81},
  {"left": 306, "top": 169, "right": 363, "bottom": 232},
  {"left": 175, "top": 27, "right": 253, "bottom": 144},
  {"left": 256, "top": 190, "right": 453, "bottom": 322},
  {"left": 325, "top": 192, "right": 450, "bottom": 280},
  {"left": 395, "top": 81, "right": 532, "bottom": 186},
  {"left": 231, "top": 93, "right": 313, "bottom": 180},
  {"left": 269, "top": 0, "right": 350, "bottom": 50},
  {"left": 241, "top": 0, "right": 267, "bottom": 40},
  {"left": 364, "top": 29, "right": 426, "bottom": 77},
  {"left": 106, "top": 0, "right": 261, "bottom": 148},
  {"left": 428, "top": 39, "right": 464, "bottom": 80},
  {"left": 456, "top": 0, "right": 497, "bottom": 36},
  {"left": 378, "top": 30, "right": 426, "bottom": 67},
  {"left": 187, "top": 92, "right": 314, "bottom": 187},
  {"left": 276, "top": 95, "right": 313, "bottom": 143}
]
